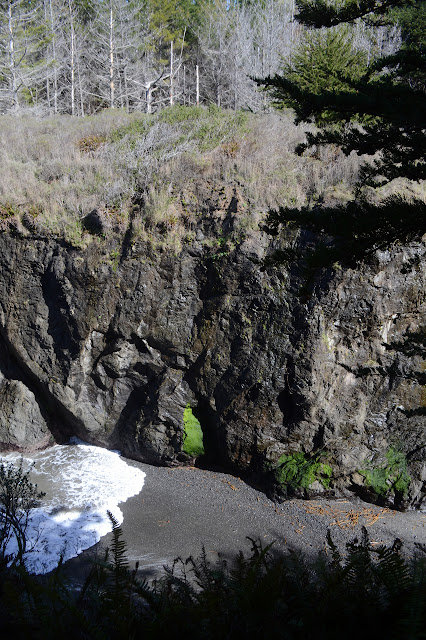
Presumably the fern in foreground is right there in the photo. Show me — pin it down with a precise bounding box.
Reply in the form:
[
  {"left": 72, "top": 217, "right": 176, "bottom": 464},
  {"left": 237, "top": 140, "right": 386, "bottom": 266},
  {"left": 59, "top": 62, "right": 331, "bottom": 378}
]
[{"left": 0, "top": 522, "right": 425, "bottom": 639}]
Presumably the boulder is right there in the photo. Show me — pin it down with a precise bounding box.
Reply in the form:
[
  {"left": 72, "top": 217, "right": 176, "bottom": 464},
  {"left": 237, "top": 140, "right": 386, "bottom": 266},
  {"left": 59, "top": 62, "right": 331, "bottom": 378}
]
[{"left": 0, "top": 379, "right": 50, "bottom": 451}]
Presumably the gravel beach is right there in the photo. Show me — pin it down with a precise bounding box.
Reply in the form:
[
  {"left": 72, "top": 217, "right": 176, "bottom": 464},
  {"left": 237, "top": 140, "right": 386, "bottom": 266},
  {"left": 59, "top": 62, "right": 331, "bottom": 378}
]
[{"left": 63, "top": 459, "right": 426, "bottom": 583}]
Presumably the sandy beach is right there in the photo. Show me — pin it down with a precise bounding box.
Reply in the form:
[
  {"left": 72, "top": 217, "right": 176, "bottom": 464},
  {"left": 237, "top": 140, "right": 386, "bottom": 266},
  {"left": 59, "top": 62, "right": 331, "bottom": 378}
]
[{"left": 63, "top": 460, "right": 426, "bottom": 583}]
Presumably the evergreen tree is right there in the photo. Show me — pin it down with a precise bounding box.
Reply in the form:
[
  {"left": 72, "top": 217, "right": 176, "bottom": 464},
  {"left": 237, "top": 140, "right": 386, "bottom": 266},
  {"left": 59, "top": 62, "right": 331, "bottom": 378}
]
[
  {"left": 271, "top": 26, "right": 368, "bottom": 124},
  {"left": 0, "top": 0, "right": 49, "bottom": 112},
  {"left": 146, "top": 0, "right": 193, "bottom": 60},
  {"left": 260, "top": 0, "right": 426, "bottom": 265},
  {"left": 262, "top": 0, "right": 425, "bottom": 187}
]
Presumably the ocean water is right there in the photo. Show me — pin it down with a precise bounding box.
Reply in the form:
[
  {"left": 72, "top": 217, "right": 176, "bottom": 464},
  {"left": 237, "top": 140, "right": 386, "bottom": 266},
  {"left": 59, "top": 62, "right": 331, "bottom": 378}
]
[{"left": 0, "top": 439, "right": 146, "bottom": 575}]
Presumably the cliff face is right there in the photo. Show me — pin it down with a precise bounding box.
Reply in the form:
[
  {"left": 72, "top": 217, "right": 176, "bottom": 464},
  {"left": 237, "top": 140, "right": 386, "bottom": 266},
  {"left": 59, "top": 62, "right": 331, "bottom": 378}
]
[{"left": 0, "top": 216, "right": 424, "bottom": 509}]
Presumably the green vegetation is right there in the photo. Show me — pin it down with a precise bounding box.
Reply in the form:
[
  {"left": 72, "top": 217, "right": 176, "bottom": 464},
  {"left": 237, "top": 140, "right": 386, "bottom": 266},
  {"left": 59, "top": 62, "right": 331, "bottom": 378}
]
[
  {"left": 261, "top": 0, "right": 426, "bottom": 267},
  {"left": 1, "top": 455, "right": 425, "bottom": 639},
  {"left": 158, "top": 104, "right": 205, "bottom": 124},
  {"left": 182, "top": 405, "right": 205, "bottom": 457},
  {"left": 265, "top": 0, "right": 425, "bottom": 186},
  {"left": 360, "top": 448, "right": 411, "bottom": 498},
  {"left": 270, "top": 26, "right": 368, "bottom": 125},
  {"left": 274, "top": 451, "right": 332, "bottom": 491},
  {"left": 0, "top": 459, "right": 45, "bottom": 567},
  {"left": 110, "top": 104, "right": 249, "bottom": 152},
  {"left": 1, "top": 518, "right": 425, "bottom": 639}
]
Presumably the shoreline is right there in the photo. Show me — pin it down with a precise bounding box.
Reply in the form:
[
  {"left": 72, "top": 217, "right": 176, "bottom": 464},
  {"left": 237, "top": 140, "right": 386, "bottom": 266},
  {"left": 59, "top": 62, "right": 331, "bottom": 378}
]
[{"left": 61, "top": 459, "right": 426, "bottom": 583}]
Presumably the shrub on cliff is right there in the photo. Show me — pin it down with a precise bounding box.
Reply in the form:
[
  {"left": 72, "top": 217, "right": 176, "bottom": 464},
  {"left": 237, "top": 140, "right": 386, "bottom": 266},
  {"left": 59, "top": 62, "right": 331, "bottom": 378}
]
[
  {"left": 0, "top": 105, "right": 364, "bottom": 249},
  {"left": 360, "top": 448, "right": 411, "bottom": 500},
  {"left": 273, "top": 451, "right": 332, "bottom": 494}
]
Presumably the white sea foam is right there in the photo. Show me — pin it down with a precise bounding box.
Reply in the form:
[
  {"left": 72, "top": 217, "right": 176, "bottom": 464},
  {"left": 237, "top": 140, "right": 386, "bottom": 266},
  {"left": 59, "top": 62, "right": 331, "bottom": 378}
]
[{"left": 0, "top": 439, "right": 146, "bottom": 574}]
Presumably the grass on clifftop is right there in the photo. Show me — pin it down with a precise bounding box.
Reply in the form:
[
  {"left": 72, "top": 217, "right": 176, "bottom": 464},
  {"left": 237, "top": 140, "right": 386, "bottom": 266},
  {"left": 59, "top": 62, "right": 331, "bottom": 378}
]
[{"left": 0, "top": 105, "right": 363, "bottom": 249}]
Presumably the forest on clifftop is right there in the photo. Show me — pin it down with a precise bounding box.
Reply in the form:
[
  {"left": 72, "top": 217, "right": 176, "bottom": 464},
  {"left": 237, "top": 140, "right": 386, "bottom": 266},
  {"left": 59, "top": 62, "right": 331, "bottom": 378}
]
[{"left": 0, "top": 0, "right": 405, "bottom": 115}]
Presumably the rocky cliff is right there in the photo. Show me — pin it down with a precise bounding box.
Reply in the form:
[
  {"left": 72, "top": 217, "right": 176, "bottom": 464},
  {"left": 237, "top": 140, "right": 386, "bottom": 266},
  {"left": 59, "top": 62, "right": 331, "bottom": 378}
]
[{"left": 0, "top": 203, "right": 424, "bottom": 510}]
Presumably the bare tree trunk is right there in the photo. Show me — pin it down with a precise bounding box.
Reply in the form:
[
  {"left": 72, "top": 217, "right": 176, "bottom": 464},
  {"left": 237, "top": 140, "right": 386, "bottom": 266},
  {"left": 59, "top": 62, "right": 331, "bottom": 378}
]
[
  {"left": 68, "top": 0, "right": 75, "bottom": 116},
  {"left": 183, "top": 65, "right": 186, "bottom": 104},
  {"left": 49, "top": 0, "right": 58, "bottom": 114},
  {"left": 289, "top": 0, "right": 295, "bottom": 64},
  {"left": 196, "top": 64, "right": 199, "bottom": 106},
  {"left": 43, "top": 0, "right": 51, "bottom": 112},
  {"left": 118, "top": 60, "right": 124, "bottom": 108},
  {"left": 123, "top": 64, "right": 129, "bottom": 112},
  {"left": 70, "top": 30, "right": 75, "bottom": 115},
  {"left": 234, "top": 53, "right": 237, "bottom": 110},
  {"left": 146, "top": 85, "right": 152, "bottom": 113},
  {"left": 170, "top": 40, "right": 173, "bottom": 106},
  {"left": 7, "top": 1, "right": 19, "bottom": 112},
  {"left": 109, "top": 1, "right": 114, "bottom": 108},
  {"left": 77, "top": 49, "right": 84, "bottom": 116}
]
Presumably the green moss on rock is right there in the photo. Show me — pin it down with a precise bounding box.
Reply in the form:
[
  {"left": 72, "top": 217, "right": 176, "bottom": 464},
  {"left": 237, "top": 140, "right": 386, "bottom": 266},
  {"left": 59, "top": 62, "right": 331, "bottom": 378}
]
[
  {"left": 183, "top": 405, "right": 205, "bottom": 457},
  {"left": 274, "top": 452, "right": 332, "bottom": 490},
  {"left": 360, "top": 448, "right": 411, "bottom": 497}
]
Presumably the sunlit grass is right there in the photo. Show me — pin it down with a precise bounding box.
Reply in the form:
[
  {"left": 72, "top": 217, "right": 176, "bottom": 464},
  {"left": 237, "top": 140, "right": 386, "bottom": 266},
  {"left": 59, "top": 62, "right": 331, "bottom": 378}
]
[{"left": 0, "top": 105, "right": 364, "bottom": 247}]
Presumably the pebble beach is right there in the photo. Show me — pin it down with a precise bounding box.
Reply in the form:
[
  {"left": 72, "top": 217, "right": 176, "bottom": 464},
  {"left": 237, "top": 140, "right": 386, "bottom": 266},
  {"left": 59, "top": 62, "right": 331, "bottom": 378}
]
[{"left": 64, "top": 460, "right": 426, "bottom": 582}]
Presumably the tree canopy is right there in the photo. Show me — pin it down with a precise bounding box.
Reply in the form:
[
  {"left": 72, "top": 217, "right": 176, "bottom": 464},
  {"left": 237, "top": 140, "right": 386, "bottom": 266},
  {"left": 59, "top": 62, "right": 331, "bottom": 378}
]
[
  {"left": 263, "top": 0, "right": 426, "bottom": 187},
  {"left": 260, "top": 0, "right": 426, "bottom": 267}
]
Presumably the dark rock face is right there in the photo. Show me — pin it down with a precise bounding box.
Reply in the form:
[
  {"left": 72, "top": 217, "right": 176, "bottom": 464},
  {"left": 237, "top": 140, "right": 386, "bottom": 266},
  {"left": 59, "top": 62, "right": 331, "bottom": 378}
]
[
  {"left": 0, "top": 227, "right": 424, "bottom": 509},
  {"left": 0, "top": 378, "right": 50, "bottom": 451}
]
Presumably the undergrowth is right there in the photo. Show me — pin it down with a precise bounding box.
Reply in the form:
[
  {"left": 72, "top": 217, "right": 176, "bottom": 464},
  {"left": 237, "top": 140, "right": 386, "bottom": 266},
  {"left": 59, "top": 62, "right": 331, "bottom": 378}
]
[
  {"left": 1, "top": 518, "right": 425, "bottom": 639},
  {"left": 0, "top": 106, "right": 363, "bottom": 249}
]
